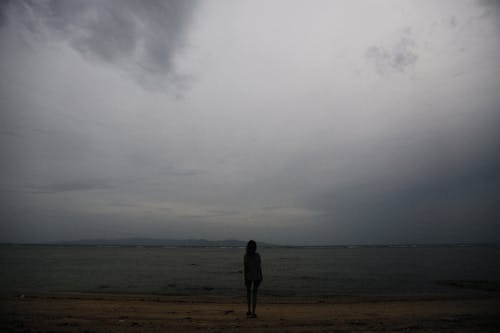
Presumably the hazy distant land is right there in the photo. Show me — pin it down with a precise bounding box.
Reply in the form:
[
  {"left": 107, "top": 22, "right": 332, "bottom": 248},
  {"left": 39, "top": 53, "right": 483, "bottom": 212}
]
[
  {"left": 4, "top": 238, "right": 496, "bottom": 248},
  {"left": 54, "top": 238, "right": 266, "bottom": 247}
]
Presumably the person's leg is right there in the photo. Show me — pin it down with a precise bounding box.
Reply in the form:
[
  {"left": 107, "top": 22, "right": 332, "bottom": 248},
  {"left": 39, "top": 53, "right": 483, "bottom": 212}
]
[
  {"left": 252, "top": 280, "right": 261, "bottom": 316},
  {"left": 252, "top": 287, "right": 258, "bottom": 315},
  {"left": 245, "top": 280, "right": 252, "bottom": 315}
]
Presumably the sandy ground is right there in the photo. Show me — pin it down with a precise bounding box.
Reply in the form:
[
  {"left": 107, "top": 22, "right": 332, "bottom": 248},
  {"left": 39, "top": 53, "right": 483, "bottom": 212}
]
[{"left": 1, "top": 293, "right": 500, "bottom": 332}]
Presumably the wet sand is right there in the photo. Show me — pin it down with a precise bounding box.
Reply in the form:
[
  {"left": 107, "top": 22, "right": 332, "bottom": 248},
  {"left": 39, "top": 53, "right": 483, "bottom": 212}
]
[{"left": 1, "top": 293, "right": 500, "bottom": 332}]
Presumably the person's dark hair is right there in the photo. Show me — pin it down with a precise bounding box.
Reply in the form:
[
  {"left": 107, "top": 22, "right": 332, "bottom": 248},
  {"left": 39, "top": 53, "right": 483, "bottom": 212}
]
[{"left": 246, "top": 240, "right": 257, "bottom": 254}]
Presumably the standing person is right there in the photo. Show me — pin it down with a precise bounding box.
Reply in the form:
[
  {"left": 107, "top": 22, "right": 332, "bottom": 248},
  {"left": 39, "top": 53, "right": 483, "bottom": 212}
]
[{"left": 244, "top": 240, "right": 263, "bottom": 318}]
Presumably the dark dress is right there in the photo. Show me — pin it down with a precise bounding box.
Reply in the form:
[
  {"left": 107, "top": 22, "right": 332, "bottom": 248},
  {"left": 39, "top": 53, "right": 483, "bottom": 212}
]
[{"left": 244, "top": 252, "right": 263, "bottom": 287}]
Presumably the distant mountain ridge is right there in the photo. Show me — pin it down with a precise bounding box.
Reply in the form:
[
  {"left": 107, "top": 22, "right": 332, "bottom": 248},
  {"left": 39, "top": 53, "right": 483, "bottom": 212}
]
[
  {"left": 55, "top": 238, "right": 277, "bottom": 247},
  {"left": 6, "top": 239, "right": 493, "bottom": 248}
]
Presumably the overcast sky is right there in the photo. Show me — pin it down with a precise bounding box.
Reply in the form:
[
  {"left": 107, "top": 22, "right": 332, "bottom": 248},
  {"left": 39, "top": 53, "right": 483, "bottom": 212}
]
[{"left": 1, "top": 0, "right": 499, "bottom": 245}]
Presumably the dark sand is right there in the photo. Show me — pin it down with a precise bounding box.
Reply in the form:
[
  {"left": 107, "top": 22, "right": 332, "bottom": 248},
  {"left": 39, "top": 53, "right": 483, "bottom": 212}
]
[{"left": 1, "top": 293, "right": 500, "bottom": 332}]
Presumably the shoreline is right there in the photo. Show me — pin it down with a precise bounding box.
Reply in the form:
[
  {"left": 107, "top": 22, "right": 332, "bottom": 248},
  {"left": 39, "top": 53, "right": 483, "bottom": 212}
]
[
  {"left": 2, "top": 292, "right": 500, "bottom": 332},
  {"left": 3, "top": 290, "right": 500, "bottom": 301}
]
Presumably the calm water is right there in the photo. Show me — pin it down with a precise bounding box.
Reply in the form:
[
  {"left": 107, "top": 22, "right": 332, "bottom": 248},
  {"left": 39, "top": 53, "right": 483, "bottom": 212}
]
[{"left": 1, "top": 245, "right": 500, "bottom": 297}]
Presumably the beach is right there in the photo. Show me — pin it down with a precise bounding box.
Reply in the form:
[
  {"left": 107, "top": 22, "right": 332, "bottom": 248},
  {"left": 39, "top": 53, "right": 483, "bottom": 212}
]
[{"left": 2, "top": 293, "right": 500, "bottom": 332}]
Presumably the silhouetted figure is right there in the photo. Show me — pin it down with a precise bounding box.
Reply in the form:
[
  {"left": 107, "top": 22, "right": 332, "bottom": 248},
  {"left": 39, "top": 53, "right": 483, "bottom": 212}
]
[{"left": 244, "top": 240, "right": 263, "bottom": 318}]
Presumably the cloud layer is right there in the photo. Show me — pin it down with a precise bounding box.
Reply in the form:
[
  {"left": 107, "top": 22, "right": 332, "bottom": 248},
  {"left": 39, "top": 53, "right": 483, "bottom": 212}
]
[
  {"left": 366, "top": 28, "right": 418, "bottom": 75},
  {"left": 1, "top": 1, "right": 500, "bottom": 245},
  {"left": 1, "top": 0, "right": 198, "bottom": 90}
]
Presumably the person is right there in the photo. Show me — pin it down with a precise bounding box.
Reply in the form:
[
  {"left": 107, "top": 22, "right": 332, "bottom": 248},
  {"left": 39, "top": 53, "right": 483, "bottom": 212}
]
[{"left": 244, "top": 240, "right": 263, "bottom": 318}]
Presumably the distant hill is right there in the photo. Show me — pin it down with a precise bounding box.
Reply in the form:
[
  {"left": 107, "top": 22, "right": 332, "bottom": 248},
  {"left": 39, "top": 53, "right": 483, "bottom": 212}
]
[{"left": 54, "top": 238, "right": 277, "bottom": 247}]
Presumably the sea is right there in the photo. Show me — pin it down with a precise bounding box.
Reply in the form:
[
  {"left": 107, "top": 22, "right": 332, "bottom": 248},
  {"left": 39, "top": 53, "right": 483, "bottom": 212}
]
[{"left": 1, "top": 244, "right": 500, "bottom": 297}]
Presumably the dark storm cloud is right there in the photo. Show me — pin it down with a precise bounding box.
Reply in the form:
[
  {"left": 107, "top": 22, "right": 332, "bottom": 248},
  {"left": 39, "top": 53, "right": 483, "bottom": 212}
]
[
  {"left": 306, "top": 159, "right": 500, "bottom": 217},
  {"left": 300, "top": 109, "right": 500, "bottom": 243},
  {"left": 24, "top": 179, "right": 115, "bottom": 194},
  {"left": 366, "top": 28, "right": 418, "bottom": 75},
  {"left": 478, "top": 0, "right": 500, "bottom": 31},
  {"left": 1, "top": 0, "right": 198, "bottom": 89},
  {"left": 305, "top": 173, "right": 500, "bottom": 244},
  {"left": 0, "top": 1, "right": 8, "bottom": 27},
  {"left": 478, "top": 0, "right": 500, "bottom": 17}
]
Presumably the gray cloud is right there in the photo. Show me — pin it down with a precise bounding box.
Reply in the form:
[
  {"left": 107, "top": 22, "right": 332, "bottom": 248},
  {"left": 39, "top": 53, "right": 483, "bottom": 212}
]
[
  {"left": 366, "top": 28, "right": 418, "bottom": 75},
  {"left": 24, "top": 179, "right": 114, "bottom": 194},
  {"left": 261, "top": 205, "right": 281, "bottom": 211},
  {"left": 179, "top": 210, "right": 240, "bottom": 219},
  {"left": 1, "top": 0, "right": 198, "bottom": 90},
  {"left": 478, "top": 0, "right": 500, "bottom": 31},
  {"left": 159, "top": 166, "right": 200, "bottom": 177}
]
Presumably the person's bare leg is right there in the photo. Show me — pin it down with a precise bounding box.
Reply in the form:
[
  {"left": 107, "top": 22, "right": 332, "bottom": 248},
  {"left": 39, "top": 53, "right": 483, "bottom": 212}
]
[
  {"left": 246, "top": 286, "right": 251, "bottom": 314},
  {"left": 252, "top": 287, "right": 258, "bottom": 315}
]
